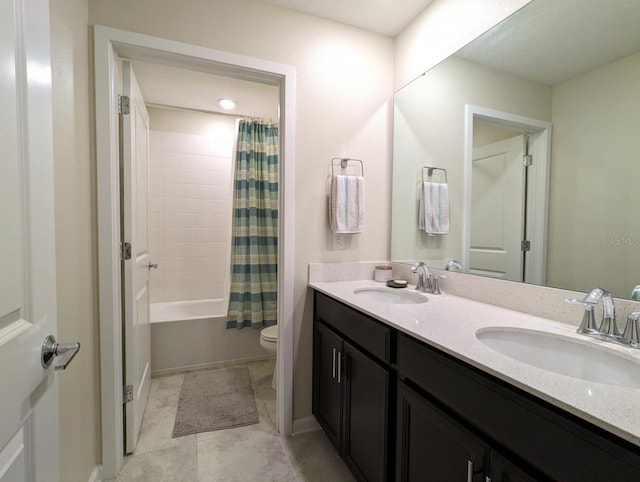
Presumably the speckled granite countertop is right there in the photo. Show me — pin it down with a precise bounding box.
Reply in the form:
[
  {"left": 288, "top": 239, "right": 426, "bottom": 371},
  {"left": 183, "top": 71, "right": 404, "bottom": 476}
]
[{"left": 309, "top": 279, "right": 640, "bottom": 447}]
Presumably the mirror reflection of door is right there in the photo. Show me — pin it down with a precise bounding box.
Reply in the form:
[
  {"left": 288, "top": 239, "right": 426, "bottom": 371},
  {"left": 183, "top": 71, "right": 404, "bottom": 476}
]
[
  {"left": 462, "top": 106, "right": 551, "bottom": 286},
  {"left": 470, "top": 134, "right": 526, "bottom": 281}
]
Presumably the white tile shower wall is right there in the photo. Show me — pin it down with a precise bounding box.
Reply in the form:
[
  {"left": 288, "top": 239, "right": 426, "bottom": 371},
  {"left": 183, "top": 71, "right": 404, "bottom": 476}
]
[{"left": 149, "top": 129, "right": 234, "bottom": 303}]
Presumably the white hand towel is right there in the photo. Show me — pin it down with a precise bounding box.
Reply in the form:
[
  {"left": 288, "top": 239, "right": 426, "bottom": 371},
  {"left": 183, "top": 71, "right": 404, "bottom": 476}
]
[
  {"left": 420, "top": 181, "right": 450, "bottom": 235},
  {"left": 418, "top": 185, "right": 425, "bottom": 231},
  {"left": 330, "top": 175, "right": 364, "bottom": 234}
]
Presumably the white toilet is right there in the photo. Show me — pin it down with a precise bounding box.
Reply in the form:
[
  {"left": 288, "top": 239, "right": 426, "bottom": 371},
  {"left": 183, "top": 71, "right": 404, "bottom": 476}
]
[{"left": 259, "top": 325, "right": 278, "bottom": 390}]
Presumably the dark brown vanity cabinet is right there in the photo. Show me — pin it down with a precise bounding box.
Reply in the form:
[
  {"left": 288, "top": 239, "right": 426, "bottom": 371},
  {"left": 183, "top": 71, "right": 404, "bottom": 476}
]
[
  {"left": 396, "top": 332, "right": 640, "bottom": 482},
  {"left": 313, "top": 292, "right": 391, "bottom": 482},
  {"left": 313, "top": 290, "right": 640, "bottom": 482},
  {"left": 490, "top": 451, "right": 539, "bottom": 482},
  {"left": 396, "top": 380, "right": 488, "bottom": 481},
  {"left": 343, "top": 339, "right": 390, "bottom": 481},
  {"left": 396, "top": 380, "right": 537, "bottom": 482},
  {"left": 313, "top": 321, "right": 344, "bottom": 449}
]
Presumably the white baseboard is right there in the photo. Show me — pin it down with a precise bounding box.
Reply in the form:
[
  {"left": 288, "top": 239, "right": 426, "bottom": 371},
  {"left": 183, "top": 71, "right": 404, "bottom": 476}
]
[
  {"left": 151, "top": 354, "right": 275, "bottom": 377},
  {"left": 291, "top": 416, "right": 320, "bottom": 435},
  {"left": 88, "top": 465, "right": 102, "bottom": 482}
]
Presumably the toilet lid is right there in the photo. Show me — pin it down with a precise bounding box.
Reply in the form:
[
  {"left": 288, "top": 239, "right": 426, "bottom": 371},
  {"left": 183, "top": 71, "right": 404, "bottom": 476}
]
[{"left": 261, "top": 325, "right": 278, "bottom": 342}]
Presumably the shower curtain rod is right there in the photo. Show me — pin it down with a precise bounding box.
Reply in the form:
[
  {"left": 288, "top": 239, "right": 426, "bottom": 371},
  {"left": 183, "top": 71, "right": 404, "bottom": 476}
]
[{"left": 145, "top": 102, "right": 243, "bottom": 118}]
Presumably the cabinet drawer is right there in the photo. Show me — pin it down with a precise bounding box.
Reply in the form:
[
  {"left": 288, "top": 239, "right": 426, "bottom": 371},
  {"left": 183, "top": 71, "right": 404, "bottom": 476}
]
[
  {"left": 314, "top": 291, "right": 391, "bottom": 364},
  {"left": 396, "top": 332, "right": 640, "bottom": 481}
]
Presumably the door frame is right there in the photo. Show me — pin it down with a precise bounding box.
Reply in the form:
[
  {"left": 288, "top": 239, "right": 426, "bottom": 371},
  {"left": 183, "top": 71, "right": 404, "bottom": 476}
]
[
  {"left": 463, "top": 105, "right": 552, "bottom": 285},
  {"left": 94, "top": 25, "right": 296, "bottom": 479}
]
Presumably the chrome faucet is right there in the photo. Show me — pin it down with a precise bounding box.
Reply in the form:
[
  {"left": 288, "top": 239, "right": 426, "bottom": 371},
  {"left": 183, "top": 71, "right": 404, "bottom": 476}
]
[
  {"left": 411, "top": 261, "right": 431, "bottom": 293},
  {"left": 598, "top": 291, "right": 619, "bottom": 338},
  {"left": 445, "top": 260, "right": 463, "bottom": 272},
  {"left": 565, "top": 287, "right": 639, "bottom": 348},
  {"left": 411, "top": 261, "right": 446, "bottom": 294}
]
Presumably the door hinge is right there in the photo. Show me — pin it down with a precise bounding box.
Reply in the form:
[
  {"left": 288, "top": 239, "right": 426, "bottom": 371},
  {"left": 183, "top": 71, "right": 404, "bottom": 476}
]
[
  {"left": 521, "top": 240, "right": 531, "bottom": 252},
  {"left": 123, "top": 385, "right": 133, "bottom": 403},
  {"left": 523, "top": 154, "right": 533, "bottom": 167},
  {"left": 121, "top": 241, "right": 132, "bottom": 261},
  {"left": 118, "top": 95, "right": 130, "bottom": 115}
]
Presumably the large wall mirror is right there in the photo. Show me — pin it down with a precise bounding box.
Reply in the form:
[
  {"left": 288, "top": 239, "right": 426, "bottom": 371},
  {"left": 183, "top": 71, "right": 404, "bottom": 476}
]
[{"left": 392, "top": 0, "right": 640, "bottom": 299}]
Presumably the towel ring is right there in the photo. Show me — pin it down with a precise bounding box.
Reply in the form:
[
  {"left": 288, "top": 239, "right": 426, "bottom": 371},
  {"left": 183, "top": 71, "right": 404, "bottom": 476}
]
[
  {"left": 422, "top": 166, "right": 447, "bottom": 183},
  {"left": 332, "top": 158, "right": 364, "bottom": 177}
]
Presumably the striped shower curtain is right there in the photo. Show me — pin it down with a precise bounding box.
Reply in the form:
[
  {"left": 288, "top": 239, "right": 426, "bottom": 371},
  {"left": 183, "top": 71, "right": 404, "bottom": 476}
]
[{"left": 226, "top": 119, "right": 279, "bottom": 329}]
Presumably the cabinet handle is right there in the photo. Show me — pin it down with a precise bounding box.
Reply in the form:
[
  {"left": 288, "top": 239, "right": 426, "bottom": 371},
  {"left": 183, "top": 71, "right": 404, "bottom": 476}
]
[
  {"left": 467, "top": 460, "right": 473, "bottom": 482},
  {"left": 337, "top": 351, "right": 342, "bottom": 384},
  {"left": 332, "top": 347, "right": 337, "bottom": 379}
]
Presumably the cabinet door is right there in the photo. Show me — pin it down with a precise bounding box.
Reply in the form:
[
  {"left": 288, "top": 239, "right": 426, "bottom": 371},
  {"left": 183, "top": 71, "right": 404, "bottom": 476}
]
[
  {"left": 313, "top": 321, "right": 344, "bottom": 452},
  {"left": 396, "top": 380, "right": 488, "bottom": 482},
  {"left": 343, "top": 341, "right": 389, "bottom": 482},
  {"left": 490, "top": 451, "right": 540, "bottom": 482}
]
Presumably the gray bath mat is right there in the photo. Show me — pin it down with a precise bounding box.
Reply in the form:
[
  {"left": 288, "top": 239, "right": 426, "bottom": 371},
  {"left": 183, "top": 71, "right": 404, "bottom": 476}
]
[{"left": 172, "top": 367, "right": 259, "bottom": 437}]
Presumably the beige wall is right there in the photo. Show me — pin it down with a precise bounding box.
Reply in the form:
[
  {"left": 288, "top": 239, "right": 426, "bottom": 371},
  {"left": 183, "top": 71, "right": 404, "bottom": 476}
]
[
  {"left": 89, "top": 0, "right": 394, "bottom": 429},
  {"left": 547, "top": 52, "right": 640, "bottom": 297},
  {"left": 49, "top": 0, "right": 99, "bottom": 481},
  {"left": 394, "top": 0, "right": 532, "bottom": 90}
]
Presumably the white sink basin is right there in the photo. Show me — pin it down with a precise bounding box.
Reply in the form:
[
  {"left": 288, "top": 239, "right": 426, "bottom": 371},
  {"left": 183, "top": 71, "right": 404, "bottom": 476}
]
[
  {"left": 353, "top": 287, "right": 428, "bottom": 305},
  {"left": 476, "top": 328, "right": 640, "bottom": 388}
]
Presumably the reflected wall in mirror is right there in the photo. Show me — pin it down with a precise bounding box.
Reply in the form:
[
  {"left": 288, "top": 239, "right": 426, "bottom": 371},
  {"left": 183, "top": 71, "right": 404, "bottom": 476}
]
[{"left": 392, "top": 0, "right": 640, "bottom": 299}]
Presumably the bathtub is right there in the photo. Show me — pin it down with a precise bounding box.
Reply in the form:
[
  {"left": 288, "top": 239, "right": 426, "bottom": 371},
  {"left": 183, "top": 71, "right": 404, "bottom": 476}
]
[
  {"left": 149, "top": 299, "right": 273, "bottom": 375},
  {"left": 150, "top": 299, "right": 226, "bottom": 323}
]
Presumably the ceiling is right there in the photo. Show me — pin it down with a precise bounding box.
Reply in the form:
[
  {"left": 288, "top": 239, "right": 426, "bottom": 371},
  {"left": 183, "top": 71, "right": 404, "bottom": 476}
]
[
  {"left": 255, "top": 0, "right": 433, "bottom": 37},
  {"left": 131, "top": 60, "right": 279, "bottom": 120},
  {"left": 456, "top": 0, "right": 640, "bottom": 85},
  {"left": 133, "top": 0, "right": 435, "bottom": 118}
]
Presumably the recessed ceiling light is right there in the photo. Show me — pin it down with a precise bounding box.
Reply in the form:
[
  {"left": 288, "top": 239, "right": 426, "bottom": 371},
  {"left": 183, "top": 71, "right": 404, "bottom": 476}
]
[{"left": 218, "top": 98, "right": 236, "bottom": 110}]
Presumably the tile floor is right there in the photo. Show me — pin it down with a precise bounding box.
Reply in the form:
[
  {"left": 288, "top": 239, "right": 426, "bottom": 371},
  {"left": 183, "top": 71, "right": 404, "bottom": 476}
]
[{"left": 109, "top": 359, "right": 355, "bottom": 481}]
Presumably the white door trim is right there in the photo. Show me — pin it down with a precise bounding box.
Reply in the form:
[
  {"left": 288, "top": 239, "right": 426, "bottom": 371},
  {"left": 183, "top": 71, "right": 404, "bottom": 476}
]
[
  {"left": 94, "top": 25, "right": 296, "bottom": 479},
  {"left": 463, "top": 104, "right": 552, "bottom": 284}
]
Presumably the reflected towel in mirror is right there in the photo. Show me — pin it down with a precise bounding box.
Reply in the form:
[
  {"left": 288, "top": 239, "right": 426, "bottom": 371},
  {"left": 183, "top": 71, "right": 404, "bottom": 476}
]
[{"left": 419, "top": 181, "right": 450, "bottom": 234}]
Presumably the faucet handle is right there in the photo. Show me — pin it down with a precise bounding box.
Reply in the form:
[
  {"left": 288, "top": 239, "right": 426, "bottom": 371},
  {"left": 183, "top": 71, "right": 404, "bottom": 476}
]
[
  {"left": 564, "top": 298, "right": 599, "bottom": 334},
  {"left": 429, "top": 274, "right": 447, "bottom": 295},
  {"left": 622, "top": 312, "right": 640, "bottom": 347},
  {"left": 565, "top": 288, "right": 606, "bottom": 335}
]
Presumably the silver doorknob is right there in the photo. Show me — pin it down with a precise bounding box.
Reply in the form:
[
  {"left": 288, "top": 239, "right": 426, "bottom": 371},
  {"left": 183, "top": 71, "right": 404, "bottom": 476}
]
[
  {"left": 41, "top": 335, "right": 80, "bottom": 371},
  {"left": 147, "top": 263, "right": 158, "bottom": 269}
]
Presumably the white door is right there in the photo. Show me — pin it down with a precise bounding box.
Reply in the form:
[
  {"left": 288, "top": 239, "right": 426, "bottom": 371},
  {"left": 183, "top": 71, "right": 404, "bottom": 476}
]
[
  {"left": 0, "top": 0, "right": 61, "bottom": 479},
  {"left": 121, "top": 62, "right": 152, "bottom": 454},
  {"left": 470, "top": 135, "right": 526, "bottom": 281}
]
